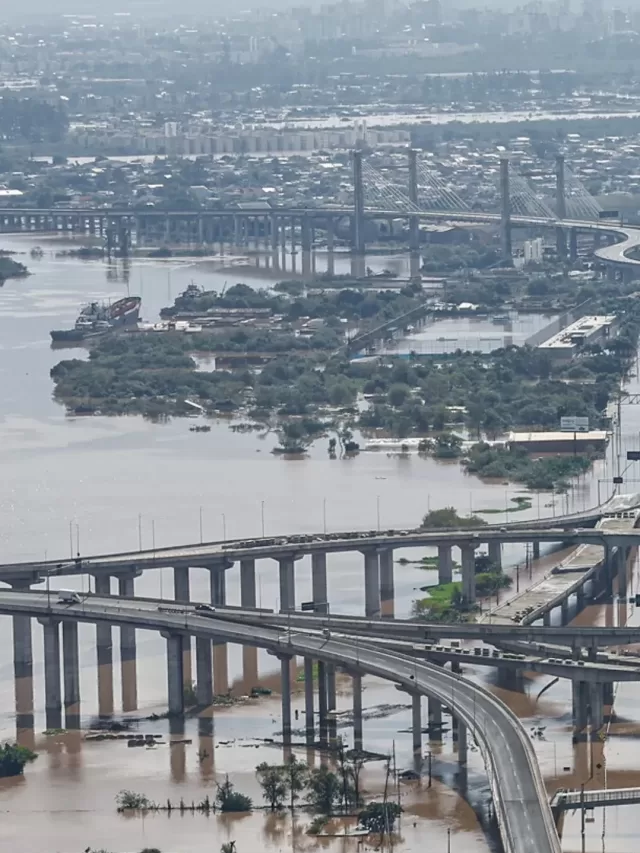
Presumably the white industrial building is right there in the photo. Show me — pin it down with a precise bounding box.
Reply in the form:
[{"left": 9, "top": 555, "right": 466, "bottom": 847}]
[{"left": 537, "top": 315, "right": 617, "bottom": 361}]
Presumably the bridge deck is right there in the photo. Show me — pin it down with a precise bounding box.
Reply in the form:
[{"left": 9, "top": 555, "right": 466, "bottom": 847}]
[{"left": 483, "top": 515, "right": 636, "bottom": 627}]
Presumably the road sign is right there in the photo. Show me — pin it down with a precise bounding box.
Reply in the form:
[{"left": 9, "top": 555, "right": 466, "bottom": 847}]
[
  {"left": 627, "top": 451, "right": 640, "bottom": 461},
  {"left": 560, "top": 416, "right": 589, "bottom": 432},
  {"left": 599, "top": 210, "right": 620, "bottom": 219},
  {"left": 301, "top": 601, "right": 316, "bottom": 612}
]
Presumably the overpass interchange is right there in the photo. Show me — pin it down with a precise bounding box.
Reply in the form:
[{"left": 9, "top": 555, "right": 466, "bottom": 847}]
[{"left": 0, "top": 587, "right": 560, "bottom": 853}]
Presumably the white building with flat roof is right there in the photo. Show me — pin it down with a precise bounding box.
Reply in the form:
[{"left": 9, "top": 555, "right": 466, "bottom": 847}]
[{"left": 537, "top": 314, "right": 617, "bottom": 361}]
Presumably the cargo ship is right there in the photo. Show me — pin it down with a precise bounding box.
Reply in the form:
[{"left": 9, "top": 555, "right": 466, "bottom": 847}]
[{"left": 50, "top": 296, "right": 141, "bottom": 343}]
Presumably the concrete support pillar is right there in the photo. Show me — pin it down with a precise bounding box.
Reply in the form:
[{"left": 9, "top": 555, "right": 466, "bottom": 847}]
[
  {"left": 327, "top": 222, "right": 335, "bottom": 277},
  {"left": 312, "top": 552, "right": 328, "bottom": 610},
  {"left": 460, "top": 544, "right": 476, "bottom": 606},
  {"left": 352, "top": 150, "right": 365, "bottom": 254},
  {"left": 195, "top": 637, "right": 213, "bottom": 706},
  {"left": 379, "top": 548, "right": 395, "bottom": 618},
  {"left": 304, "top": 657, "right": 315, "bottom": 746},
  {"left": 94, "top": 574, "right": 113, "bottom": 718},
  {"left": 12, "top": 607, "right": 34, "bottom": 731},
  {"left": 572, "top": 680, "right": 589, "bottom": 731},
  {"left": 603, "top": 545, "right": 616, "bottom": 599},
  {"left": 240, "top": 558, "right": 258, "bottom": 688},
  {"left": 174, "top": 566, "right": 190, "bottom": 602},
  {"left": 412, "top": 693, "right": 422, "bottom": 766},
  {"left": 318, "top": 661, "right": 328, "bottom": 747},
  {"left": 533, "top": 541, "right": 540, "bottom": 560},
  {"left": 210, "top": 568, "right": 226, "bottom": 607},
  {"left": 560, "top": 600, "right": 570, "bottom": 626},
  {"left": 301, "top": 215, "right": 312, "bottom": 251},
  {"left": 500, "top": 668, "right": 525, "bottom": 692},
  {"left": 438, "top": 544, "right": 453, "bottom": 585},
  {"left": 428, "top": 696, "right": 443, "bottom": 736},
  {"left": 173, "top": 567, "right": 191, "bottom": 683},
  {"left": 166, "top": 634, "right": 185, "bottom": 716},
  {"left": 40, "top": 618, "right": 62, "bottom": 730},
  {"left": 488, "top": 540, "right": 502, "bottom": 571},
  {"left": 543, "top": 610, "right": 552, "bottom": 628},
  {"left": 617, "top": 547, "right": 628, "bottom": 597},
  {"left": 589, "top": 683, "right": 604, "bottom": 732},
  {"left": 280, "top": 657, "right": 292, "bottom": 744},
  {"left": 213, "top": 643, "right": 229, "bottom": 697},
  {"left": 576, "top": 585, "right": 586, "bottom": 613},
  {"left": 457, "top": 719, "right": 468, "bottom": 768},
  {"left": 363, "top": 550, "right": 381, "bottom": 618},
  {"left": 555, "top": 155, "right": 567, "bottom": 257},
  {"left": 117, "top": 574, "right": 137, "bottom": 712},
  {"left": 569, "top": 228, "right": 578, "bottom": 262},
  {"left": 353, "top": 673, "right": 363, "bottom": 751},
  {"left": 408, "top": 148, "right": 420, "bottom": 253},
  {"left": 62, "top": 621, "right": 80, "bottom": 729},
  {"left": 603, "top": 681, "right": 614, "bottom": 707},
  {"left": 278, "top": 557, "right": 296, "bottom": 612},
  {"left": 556, "top": 226, "right": 567, "bottom": 258},
  {"left": 499, "top": 156, "right": 512, "bottom": 260},
  {"left": 326, "top": 664, "right": 338, "bottom": 746},
  {"left": 240, "top": 558, "right": 256, "bottom": 608}
]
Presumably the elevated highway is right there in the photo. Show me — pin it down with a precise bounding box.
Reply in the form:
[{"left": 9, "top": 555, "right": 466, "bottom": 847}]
[
  {"left": 214, "top": 607, "right": 640, "bottom": 648},
  {"left": 0, "top": 205, "right": 638, "bottom": 272},
  {"left": 0, "top": 588, "right": 560, "bottom": 853},
  {"left": 0, "top": 522, "right": 628, "bottom": 582}
]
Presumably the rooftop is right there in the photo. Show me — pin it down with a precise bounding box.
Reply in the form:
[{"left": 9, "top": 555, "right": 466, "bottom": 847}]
[{"left": 537, "top": 315, "right": 617, "bottom": 350}]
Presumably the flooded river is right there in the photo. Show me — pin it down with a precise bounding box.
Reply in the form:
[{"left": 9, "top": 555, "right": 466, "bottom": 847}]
[{"left": 0, "top": 233, "right": 639, "bottom": 852}]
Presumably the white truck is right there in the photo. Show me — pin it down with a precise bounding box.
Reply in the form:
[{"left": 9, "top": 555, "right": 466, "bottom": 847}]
[{"left": 57, "top": 589, "right": 81, "bottom": 604}]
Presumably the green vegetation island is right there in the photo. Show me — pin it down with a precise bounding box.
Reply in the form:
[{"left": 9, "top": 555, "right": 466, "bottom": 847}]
[
  {"left": 49, "top": 273, "right": 640, "bottom": 491},
  {"left": 0, "top": 254, "right": 29, "bottom": 284},
  {"left": 413, "top": 508, "right": 511, "bottom": 623},
  {"left": 0, "top": 742, "right": 37, "bottom": 777}
]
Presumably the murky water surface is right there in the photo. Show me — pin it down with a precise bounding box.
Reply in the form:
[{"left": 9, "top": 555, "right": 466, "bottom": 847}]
[{"left": 0, "top": 234, "right": 639, "bottom": 851}]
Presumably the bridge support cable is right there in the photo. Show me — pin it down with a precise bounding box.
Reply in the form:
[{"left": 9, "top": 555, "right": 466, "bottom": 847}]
[
  {"left": 416, "top": 161, "right": 470, "bottom": 212},
  {"left": 361, "top": 160, "right": 423, "bottom": 213},
  {"left": 508, "top": 164, "right": 557, "bottom": 219},
  {"left": 563, "top": 166, "right": 602, "bottom": 220}
]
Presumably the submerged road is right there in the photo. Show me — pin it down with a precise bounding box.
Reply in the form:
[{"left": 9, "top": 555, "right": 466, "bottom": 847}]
[{"left": 0, "top": 589, "right": 559, "bottom": 853}]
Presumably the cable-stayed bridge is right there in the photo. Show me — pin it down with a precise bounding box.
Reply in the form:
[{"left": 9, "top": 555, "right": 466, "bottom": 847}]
[{"left": 1, "top": 148, "right": 638, "bottom": 277}]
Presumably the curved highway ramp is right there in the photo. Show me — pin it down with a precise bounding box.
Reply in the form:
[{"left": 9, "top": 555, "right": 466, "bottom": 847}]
[{"left": 0, "top": 590, "right": 561, "bottom": 853}]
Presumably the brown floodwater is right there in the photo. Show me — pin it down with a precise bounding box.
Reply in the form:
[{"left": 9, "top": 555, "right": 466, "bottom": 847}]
[{"left": 0, "top": 233, "right": 639, "bottom": 851}]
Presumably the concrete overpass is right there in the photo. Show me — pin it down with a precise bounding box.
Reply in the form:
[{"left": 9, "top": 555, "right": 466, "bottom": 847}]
[
  {"left": 0, "top": 204, "right": 638, "bottom": 276},
  {"left": 0, "top": 588, "right": 560, "bottom": 853}
]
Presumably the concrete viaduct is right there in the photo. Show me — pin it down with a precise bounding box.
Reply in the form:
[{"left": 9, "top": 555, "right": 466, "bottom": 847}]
[
  {"left": 0, "top": 588, "right": 563, "bottom": 853},
  {"left": 1, "top": 150, "right": 640, "bottom": 277}
]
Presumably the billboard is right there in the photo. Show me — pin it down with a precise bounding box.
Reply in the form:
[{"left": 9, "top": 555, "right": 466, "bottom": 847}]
[{"left": 560, "top": 416, "right": 589, "bottom": 432}]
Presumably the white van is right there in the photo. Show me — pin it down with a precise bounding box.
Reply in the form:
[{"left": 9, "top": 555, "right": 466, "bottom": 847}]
[{"left": 57, "top": 589, "right": 81, "bottom": 604}]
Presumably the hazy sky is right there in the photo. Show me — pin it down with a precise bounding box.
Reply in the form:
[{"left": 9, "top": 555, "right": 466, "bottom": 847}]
[{"left": 2, "top": 0, "right": 491, "bottom": 22}]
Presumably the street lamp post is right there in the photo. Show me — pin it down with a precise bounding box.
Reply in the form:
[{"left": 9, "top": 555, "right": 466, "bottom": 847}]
[
  {"left": 199, "top": 506, "right": 203, "bottom": 544},
  {"left": 261, "top": 501, "right": 265, "bottom": 538}
]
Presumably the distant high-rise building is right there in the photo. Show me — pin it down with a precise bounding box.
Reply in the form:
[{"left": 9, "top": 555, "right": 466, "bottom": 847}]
[{"left": 582, "top": 0, "right": 604, "bottom": 23}]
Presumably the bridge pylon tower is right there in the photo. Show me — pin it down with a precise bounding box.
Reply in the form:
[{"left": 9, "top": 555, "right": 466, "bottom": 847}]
[
  {"left": 555, "top": 154, "right": 568, "bottom": 258},
  {"left": 352, "top": 150, "right": 366, "bottom": 255},
  {"left": 499, "top": 156, "right": 512, "bottom": 261}
]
